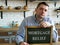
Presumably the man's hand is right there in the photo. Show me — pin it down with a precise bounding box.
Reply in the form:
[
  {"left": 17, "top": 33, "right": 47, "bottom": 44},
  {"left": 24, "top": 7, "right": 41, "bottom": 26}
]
[
  {"left": 20, "top": 42, "right": 29, "bottom": 45},
  {"left": 40, "top": 21, "right": 51, "bottom": 28}
]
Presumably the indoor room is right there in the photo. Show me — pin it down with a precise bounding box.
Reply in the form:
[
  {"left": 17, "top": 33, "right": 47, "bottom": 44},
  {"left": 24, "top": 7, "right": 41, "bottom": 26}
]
[{"left": 0, "top": 0, "right": 60, "bottom": 45}]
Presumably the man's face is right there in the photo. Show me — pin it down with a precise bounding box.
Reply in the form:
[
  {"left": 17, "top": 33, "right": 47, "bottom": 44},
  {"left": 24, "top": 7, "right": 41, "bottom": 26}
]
[{"left": 35, "top": 4, "right": 48, "bottom": 18}]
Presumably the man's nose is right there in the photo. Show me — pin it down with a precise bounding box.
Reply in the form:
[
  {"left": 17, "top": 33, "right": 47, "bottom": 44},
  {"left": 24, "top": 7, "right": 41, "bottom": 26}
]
[{"left": 42, "top": 10, "right": 45, "bottom": 13}]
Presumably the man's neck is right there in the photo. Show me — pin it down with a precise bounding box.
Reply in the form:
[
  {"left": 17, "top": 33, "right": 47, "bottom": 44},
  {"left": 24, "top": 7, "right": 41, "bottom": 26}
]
[{"left": 35, "top": 15, "right": 44, "bottom": 22}]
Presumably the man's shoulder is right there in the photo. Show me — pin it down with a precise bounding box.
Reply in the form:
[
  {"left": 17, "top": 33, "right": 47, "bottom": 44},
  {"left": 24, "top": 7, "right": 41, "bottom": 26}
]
[
  {"left": 45, "top": 16, "right": 53, "bottom": 20},
  {"left": 24, "top": 15, "right": 34, "bottom": 20}
]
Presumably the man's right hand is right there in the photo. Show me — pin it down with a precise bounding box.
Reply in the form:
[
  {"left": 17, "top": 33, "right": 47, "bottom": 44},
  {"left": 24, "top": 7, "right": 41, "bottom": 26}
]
[
  {"left": 20, "top": 42, "right": 29, "bottom": 45},
  {"left": 40, "top": 21, "right": 51, "bottom": 28}
]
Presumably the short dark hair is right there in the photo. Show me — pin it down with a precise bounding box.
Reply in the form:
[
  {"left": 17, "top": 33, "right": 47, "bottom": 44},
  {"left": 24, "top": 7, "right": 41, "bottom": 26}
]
[{"left": 36, "top": 2, "right": 49, "bottom": 8}]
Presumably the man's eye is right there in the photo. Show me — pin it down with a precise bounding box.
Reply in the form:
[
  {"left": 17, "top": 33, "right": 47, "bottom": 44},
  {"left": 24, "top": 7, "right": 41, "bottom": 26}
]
[
  {"left": 45, "top": 10, "right": 47, "bottom": 12},
  {"left": 39, "top": 8, "right": 42, "bottom": 10}
]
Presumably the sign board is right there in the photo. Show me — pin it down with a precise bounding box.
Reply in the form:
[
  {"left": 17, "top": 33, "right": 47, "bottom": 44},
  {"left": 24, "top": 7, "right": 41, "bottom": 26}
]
[{"left": 26, "top": 26, "right": 52, "bottom": 45}]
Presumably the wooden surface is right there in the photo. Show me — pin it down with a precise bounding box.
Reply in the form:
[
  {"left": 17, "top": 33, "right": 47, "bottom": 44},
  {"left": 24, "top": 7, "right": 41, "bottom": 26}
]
[
  {"left": 0, "top": 27, "right": 18, "bottom": 32},
  {"left": 0, "top": 43, "right": 16, "bottom": 45},
  {"left": 55, "top": 24, "right": 60, "bottom": 29},
  {"left": 0, "top": 9, "right": 29, "bottom": 12},
  {"left": 29, "top": 42, "right": 60, "bottom": 45},
  {"left": 0, "top": 42, "right": 60, "bottom": 45}
]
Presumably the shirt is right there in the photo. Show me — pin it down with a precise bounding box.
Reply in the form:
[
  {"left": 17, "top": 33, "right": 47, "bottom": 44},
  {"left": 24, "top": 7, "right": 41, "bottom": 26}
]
[{"left": 15, "top": 15, "right": 58, "bottom": 45}]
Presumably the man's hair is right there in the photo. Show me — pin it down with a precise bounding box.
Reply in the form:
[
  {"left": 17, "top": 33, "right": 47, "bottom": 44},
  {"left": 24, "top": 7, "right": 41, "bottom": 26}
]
[{"left": 36, "top": 2, "right": 49, "bottom": 8}]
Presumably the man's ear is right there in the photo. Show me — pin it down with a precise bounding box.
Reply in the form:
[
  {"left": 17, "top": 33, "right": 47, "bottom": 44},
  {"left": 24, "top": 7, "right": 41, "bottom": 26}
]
[
  {"left": 35, "top": 8, "right": 37, "bottom": 11},
  {"left": 33, "top": 11, "right": 36, "bottom": 15},
  {"left": 34, "top": 8, "right": 37, "bottom": 14}
]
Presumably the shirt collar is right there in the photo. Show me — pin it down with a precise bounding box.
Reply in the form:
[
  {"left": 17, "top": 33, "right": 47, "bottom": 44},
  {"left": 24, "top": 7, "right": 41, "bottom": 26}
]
[
  {"left": 34, "top": 15, "right": 46, "bottom": 24},
  {"left": 34, "top": 15, "right": 42, "bottom": 24}
]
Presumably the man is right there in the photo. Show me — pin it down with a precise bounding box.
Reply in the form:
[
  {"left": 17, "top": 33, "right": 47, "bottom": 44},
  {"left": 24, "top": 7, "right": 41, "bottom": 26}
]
[{"left": 16, "top": 2, "right": 58, "bottom": 45}]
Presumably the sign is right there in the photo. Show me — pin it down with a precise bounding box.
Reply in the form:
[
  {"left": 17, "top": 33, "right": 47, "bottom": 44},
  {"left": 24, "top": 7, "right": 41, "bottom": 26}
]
[{"left": 26, "top": 26, "right": 52, "bottom": 45}]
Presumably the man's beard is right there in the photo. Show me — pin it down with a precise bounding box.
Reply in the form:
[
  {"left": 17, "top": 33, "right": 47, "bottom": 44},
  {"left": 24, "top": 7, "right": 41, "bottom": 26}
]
[{"left": 35, "top": 15, "right": 44, "bottom": 22}]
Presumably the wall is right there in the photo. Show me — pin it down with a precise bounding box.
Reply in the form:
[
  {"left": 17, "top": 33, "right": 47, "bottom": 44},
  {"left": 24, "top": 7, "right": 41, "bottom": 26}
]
[
  {"left": 0, "top": 0, "right": 25, "bottom": 27},
  {"left": 0, "top": 0, "right": 60, "bottom": 27}
]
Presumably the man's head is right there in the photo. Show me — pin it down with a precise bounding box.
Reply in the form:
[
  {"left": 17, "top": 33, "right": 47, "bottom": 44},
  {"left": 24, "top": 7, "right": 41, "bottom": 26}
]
[{"left": 35, "top": 2, "right": 49, "bottom": 19}]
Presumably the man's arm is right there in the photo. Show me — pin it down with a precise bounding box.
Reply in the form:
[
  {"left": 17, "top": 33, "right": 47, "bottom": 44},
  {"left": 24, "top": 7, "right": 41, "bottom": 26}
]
[
  {"left": 15, "top": 20, "right": 25, "bottom": 45},
  {"left": 52, "top": 24, "right": 58, "bottom": 42},
  {"left": 40, "top": 17, "right": 58, "bottom": 42}
]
